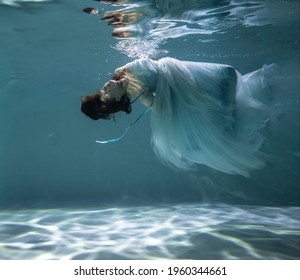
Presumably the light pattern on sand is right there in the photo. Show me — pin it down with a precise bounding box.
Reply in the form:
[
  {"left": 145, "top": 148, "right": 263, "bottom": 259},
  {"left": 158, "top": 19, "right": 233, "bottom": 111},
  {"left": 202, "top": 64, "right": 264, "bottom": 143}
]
[{"left": 0, "top": 204, "right": 299, "bottom": 260}]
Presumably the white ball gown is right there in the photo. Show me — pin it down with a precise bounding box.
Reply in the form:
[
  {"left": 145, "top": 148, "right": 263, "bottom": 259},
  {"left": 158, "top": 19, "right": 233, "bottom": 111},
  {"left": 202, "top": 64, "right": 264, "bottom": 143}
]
[{"left": 116, "top": 57, "right": 277, "bottom": 177}]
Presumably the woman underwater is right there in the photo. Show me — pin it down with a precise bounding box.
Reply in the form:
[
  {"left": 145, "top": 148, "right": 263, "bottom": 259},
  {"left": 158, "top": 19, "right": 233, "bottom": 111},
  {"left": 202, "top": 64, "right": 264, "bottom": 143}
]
[{"left": 81, "top": 57, "right": 276, "bottom": 177}]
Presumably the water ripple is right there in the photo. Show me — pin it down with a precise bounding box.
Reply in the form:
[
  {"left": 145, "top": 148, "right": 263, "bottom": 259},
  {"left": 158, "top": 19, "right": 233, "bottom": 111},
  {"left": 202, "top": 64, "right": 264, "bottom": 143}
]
[
  {"left": 0, "top": 0, "right": 49, "bottom": 7},
  {"left": 101, "top": 0, "right": 272, "bottom": 58},
  {"left": 0, "top": 204, "right": 299, "bottom": 260}
]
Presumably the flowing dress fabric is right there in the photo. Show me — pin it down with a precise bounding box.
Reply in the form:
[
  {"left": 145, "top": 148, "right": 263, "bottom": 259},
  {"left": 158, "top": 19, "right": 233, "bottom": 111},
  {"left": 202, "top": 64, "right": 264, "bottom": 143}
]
[{"left": 123, "top": 58, "right": 275, "bottom": 176}]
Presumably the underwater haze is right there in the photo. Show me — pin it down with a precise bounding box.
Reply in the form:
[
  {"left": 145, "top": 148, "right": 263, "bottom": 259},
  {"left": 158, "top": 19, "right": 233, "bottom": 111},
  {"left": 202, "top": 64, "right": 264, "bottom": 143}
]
[{"left": 0, "top": 0, "right": 299, "bottom": 259}]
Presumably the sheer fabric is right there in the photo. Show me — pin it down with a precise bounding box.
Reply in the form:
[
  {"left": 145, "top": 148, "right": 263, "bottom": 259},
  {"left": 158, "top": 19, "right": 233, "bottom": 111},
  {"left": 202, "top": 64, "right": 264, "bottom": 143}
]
[{"left": 121, "top": 57, "right": 276, "bottom": 176}]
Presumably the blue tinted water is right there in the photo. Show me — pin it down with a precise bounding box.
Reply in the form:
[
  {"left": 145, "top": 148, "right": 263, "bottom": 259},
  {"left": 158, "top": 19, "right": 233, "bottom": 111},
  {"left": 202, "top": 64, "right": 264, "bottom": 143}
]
[{"left": 0, "top": 0, "right": 299, "bottom": 259}]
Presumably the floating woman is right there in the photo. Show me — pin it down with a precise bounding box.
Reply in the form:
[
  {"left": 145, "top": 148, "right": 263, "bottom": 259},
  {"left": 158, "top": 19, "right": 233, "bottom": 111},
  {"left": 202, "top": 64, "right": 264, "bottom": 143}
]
[{"left": 81, "top": 57, "right": 277, "bottom": 177}]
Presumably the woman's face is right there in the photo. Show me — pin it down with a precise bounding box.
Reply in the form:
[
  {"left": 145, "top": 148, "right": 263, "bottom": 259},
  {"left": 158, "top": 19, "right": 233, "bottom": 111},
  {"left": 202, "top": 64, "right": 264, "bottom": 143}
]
[
  {"left": 100, "top": 79, "right": 126, "bottom": 102},
  {"left": 81, "top": 78, "right": 131, "bottom": 120}
]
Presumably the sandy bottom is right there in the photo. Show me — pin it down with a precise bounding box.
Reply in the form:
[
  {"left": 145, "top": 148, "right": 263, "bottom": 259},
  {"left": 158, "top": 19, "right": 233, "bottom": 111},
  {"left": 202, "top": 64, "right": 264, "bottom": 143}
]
[{"left": 0, "top": 204, "right": 299, "bottom": 260}]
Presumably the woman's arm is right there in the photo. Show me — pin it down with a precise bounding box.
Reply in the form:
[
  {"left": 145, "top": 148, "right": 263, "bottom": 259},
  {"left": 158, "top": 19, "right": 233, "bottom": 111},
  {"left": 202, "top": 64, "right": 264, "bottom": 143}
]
[{"left": 114, "top": 65, "right": 155, "bottom": 107}]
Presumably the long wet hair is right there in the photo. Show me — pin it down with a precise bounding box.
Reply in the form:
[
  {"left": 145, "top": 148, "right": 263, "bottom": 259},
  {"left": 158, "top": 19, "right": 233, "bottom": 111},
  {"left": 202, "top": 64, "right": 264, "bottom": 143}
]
[
  {"left": 81, "top": 93, "right": 132, "bottom": 120},
  {"left": 81, "top": 69, "right": 145, "bottom": 120}
]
